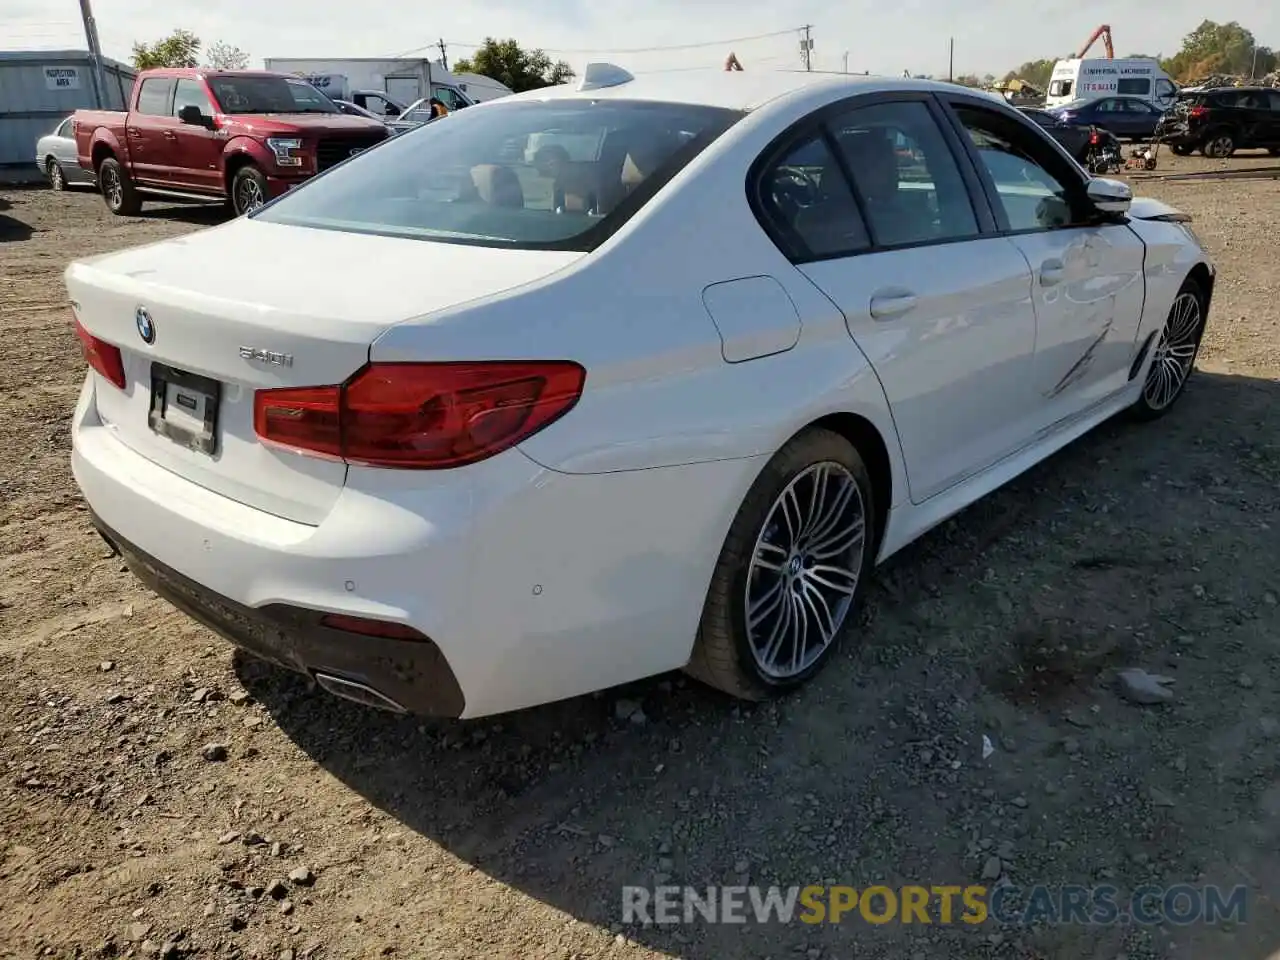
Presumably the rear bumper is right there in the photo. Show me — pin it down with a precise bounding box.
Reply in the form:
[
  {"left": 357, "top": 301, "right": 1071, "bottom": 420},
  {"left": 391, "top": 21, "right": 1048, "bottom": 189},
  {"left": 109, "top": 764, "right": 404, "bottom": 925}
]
[
  {"left": 70, "top": 373, "right": 761, "bottom": 718},
  {"left": 92, "top": 514, "right": 466, "bottom": 716}
]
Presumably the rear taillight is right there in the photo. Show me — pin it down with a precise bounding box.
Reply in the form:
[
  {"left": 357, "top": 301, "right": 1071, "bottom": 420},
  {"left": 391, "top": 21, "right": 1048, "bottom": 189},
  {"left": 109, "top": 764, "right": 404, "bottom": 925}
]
[
  {"left": 254, "top": 361, "right": 586, "bottom": 469},
  {"left": 1089, "top": 130, "right": 1100, "bottom": 145},
  {"left": 1189, "top": 106, "right": 1207, "bottom": 119},
  {"left": 320, "top": 613, "right": 429, "bottom": 640},
  {"left": 73, "top": 316, "right": 126, "bottom": 389}
]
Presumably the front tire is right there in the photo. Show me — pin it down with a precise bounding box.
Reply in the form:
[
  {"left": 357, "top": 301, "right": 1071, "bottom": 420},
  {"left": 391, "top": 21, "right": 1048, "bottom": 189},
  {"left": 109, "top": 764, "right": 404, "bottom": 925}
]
[
  {"left": 1170, "top": 144, "right": 1191, "bottom": 156},
  {"left": 685, "top": 429, "right": 877, "bottom": 701},
  {"left": 98, "top": 157, "right": 141, "bottom": 215},
  {"left": 46, "top": 158, "right": 66, "bottom": 191},
  {"left": 1131, "top": 278, "right": 1205, "bottom": 422},
  {"left": 230, "top": 165, "right": 269, "bottom": 216}
]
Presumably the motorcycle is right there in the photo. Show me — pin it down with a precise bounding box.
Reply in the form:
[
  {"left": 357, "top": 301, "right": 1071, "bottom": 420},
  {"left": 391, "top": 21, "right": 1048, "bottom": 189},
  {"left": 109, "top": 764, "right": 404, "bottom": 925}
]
[{"left": 1083, "top": 127, "right": 1124, "bottom": 175}]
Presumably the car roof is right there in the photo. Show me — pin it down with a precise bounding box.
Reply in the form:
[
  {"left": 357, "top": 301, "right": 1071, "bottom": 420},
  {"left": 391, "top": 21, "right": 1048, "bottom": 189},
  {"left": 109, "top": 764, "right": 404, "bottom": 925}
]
[{"left": 497, "top": 66, "right": 986, "bottom": 112}]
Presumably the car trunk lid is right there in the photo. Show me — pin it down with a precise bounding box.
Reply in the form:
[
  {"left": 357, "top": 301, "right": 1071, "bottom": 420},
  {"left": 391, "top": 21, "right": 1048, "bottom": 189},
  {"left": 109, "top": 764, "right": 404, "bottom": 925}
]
[{"left": 66, "top": 218, "right": 583, "bottom": 524}]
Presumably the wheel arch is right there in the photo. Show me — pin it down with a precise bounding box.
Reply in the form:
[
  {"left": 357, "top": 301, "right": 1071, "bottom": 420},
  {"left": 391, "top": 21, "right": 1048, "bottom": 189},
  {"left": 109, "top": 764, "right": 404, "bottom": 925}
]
[
  {"left": 1186, "top": 261, "right": 1214, "bottom": 314},
  {"left": 803, "top": 412, "right": 892, "bottom": 559},
  {"left": 222, "top": 150, "right": 261, "bottom": 195},
  {"left": 90, "top": 142, "right": 115, "bottom": 172}
]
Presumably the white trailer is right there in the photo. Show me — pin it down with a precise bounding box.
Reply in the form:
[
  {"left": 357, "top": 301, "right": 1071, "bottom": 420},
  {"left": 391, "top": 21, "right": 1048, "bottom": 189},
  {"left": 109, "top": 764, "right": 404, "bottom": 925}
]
[{"left": 262, "top": 57, "right": 512, "bottom": 114}]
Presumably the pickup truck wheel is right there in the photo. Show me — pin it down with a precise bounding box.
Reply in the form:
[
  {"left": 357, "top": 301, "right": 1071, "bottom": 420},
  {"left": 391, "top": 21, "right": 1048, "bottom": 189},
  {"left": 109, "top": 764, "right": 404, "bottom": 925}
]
[
  {"left": 231, "top": 165, "right": 268, "bottom": 216},
  {"left": 98, "top": 158, "right": 141, "bottom": 216},
  {"left": 46, "top": 158, "right": 66, "bottom": 191}
]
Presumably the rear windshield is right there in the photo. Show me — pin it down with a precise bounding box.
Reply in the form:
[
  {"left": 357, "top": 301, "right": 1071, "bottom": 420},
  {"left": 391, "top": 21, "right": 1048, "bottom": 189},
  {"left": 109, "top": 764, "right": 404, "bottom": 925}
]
[
  {"left": 208, "top": 76, "right": 337, "bottom": 114},
  {"left": 253, "top": 98, "right": 744, "bottom": 250}
]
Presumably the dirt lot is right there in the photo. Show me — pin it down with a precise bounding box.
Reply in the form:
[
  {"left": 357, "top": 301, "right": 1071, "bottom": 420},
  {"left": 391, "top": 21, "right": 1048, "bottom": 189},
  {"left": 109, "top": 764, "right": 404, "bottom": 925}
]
[{"left": 2, "top": 152, "right": 1279, "bottom": 960}]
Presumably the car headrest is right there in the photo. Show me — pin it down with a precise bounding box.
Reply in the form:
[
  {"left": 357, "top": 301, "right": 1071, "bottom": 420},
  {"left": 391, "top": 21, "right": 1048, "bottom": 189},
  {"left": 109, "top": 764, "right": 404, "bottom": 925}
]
[{"left": 469, "top": 164, "right": 524, "bottom": 208}]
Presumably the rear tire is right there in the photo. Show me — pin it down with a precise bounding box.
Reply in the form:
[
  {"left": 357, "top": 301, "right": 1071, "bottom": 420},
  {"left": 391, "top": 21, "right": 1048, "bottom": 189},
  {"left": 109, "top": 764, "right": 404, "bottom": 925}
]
[
  {"left": 1130, "top": 277, "right": 1206, "bottom": 422},
  {"left": 1201, "top": 131, "right": 1236, "bottom": 159},
  {"left": 98, "top": 157, "right": 141, "bottom": 215},
  {"left": 46, "top": 158, "right": 66, "bottom": 191},
  {"left": 1269, "top": 148, "right": 1280, "bottom": 157},
  {"left": 685, "top": 428, "right": 878, "bottom": 701},
  {"left": 230, "top": 165, "right": 269, "bottom": 216}
]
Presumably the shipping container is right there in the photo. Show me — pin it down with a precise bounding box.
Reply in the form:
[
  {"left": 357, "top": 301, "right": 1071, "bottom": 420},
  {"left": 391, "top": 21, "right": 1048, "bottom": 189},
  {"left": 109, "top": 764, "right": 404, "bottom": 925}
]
[{"left": 0, "top": 49, "right": 136, "bottom": 184}]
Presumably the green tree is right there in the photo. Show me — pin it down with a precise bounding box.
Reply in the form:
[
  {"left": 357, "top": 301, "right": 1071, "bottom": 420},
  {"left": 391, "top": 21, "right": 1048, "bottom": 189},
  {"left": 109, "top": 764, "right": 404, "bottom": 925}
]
[
  {"left": 1162, "top": 20, "right": 1276, "bottom": 82},
  {"left": 131, "top": 29, "right": 201, "bottom": 70},
  {"left": 451, "top": 38, "right": 575, "bottom": 93},
  {"left": 1001, "top": 58, "right": 1055, "bottom": 90},
  {"left": 206, "top": 41, "right": 249, "bottom": 70}
]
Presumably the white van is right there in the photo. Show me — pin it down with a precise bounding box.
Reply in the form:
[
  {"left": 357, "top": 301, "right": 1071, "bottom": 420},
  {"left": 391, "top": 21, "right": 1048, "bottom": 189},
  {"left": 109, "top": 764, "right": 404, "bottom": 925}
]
[{"left": 1045, "top": 58, "right": 1178, "bottom": 110}]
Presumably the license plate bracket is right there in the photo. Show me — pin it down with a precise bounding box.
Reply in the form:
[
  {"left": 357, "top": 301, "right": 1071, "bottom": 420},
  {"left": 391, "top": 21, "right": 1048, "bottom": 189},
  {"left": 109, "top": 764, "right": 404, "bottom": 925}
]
[{"left": 148, "top": 362, "right": 221, "bottom": 456}]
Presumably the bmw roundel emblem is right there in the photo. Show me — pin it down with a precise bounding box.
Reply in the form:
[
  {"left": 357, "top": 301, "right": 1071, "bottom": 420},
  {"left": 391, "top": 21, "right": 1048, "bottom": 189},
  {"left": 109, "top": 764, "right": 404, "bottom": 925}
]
[{"left": 136, "top": 306, "right": 155, "bottom": 344}]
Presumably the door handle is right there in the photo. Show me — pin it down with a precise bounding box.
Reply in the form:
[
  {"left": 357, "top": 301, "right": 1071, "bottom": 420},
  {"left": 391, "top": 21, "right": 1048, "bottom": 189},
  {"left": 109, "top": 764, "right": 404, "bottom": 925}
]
[
  {"left": 1039, "top": 259, "right": 1065, "bottom": 286},
  {"left": 869, "top": 291, "right": 917, "bottom": 320},
  {"left": 127, "top": 128, "right": 143, "bottom": 138},
  {"left": 162, "top": 131, "right": 177, "bottom": 140}
]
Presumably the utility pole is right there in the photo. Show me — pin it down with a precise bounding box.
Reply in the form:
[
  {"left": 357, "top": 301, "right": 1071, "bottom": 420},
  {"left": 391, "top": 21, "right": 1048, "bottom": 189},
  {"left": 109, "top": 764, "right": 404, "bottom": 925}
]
[
  {"left": 436, "top": 38, "right": 448, "bottom": 70},
  {"left": 948, "top": 37, "right": 954, "bottom": 82},
  {"left": 842, "top": 51, "right": 849, "bottom": 73},
  {"left": 77, "top": 0, "right": 109, "bottom": 109},
  {"left": 801, "top": 25, "right": 813, "bottom": 72}
]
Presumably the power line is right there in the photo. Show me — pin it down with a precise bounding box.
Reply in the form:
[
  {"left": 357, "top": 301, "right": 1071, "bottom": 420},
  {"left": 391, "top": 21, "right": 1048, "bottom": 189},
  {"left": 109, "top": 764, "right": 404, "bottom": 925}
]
[{"left": 394, "top": 27, "right": 804, "bottom": 61}]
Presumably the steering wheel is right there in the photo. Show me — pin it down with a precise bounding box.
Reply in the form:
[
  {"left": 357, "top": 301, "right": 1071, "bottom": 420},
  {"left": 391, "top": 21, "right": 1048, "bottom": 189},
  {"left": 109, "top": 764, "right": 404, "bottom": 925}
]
[{"left": 770, "top": 165, "right": 821, "bottom": 217}]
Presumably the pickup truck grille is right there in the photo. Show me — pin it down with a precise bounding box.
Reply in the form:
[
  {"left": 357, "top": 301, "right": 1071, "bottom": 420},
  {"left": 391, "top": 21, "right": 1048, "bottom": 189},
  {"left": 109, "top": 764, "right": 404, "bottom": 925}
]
[{"left": 315, "top": 133, "right": 388, "bottom": 172}]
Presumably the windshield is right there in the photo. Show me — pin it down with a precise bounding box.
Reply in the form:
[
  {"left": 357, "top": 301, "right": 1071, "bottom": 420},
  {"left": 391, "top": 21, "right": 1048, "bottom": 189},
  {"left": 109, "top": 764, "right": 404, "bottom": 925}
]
[
  {"left": 255, "top": 98, "right": 744, "bottom": 250},
  {"left": 207, "top": 76, "right": 338, "bottom": 114}
]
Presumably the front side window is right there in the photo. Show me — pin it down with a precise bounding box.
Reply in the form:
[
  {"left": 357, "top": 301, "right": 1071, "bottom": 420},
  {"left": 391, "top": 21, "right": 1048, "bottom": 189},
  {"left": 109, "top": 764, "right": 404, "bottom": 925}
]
[
  {"left": 207, "top": 76, "right": 337, "bottom": 114},
  {"left": 256, "top": 99, "right": 743, "bottom": 250},
  {"left": 1048, "top": 79, "right": 1073, "bottom": 98},
  {"left": 136, "top": 78, "right": 174, "bottom": 116},
  {"left": 829, "top": 100, "right": 979, "bottom": 248},
  {"left": 952, "top": 105, "right": 1085, "bottom": 232},
  {"left": 172, "top": 78, "right": 214, "bottom": 118}
]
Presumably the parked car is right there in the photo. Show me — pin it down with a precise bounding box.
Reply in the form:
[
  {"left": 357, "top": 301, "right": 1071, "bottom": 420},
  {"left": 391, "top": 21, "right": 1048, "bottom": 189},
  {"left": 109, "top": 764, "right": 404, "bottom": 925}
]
[
  {"left": 1018, "top": 107, "right": 1122, "bottom": 171},
  {"left": 71, "top": 68, "right": 391, "bottom": 217},
  {"left": 332, "top": 98, "right": 386, "bottom": 122},
  {"left": 1048, "top": 96, "right": 1167, "bottom": 141},
  {"left": 1161, "top": 86, "right": 1280, "bottom": 158},
  {"left": 67, "top": 68, "right": 1214, "bottom": 719},
  {"left": 36, "top": 115, "right": 96, "bottom": 190}
]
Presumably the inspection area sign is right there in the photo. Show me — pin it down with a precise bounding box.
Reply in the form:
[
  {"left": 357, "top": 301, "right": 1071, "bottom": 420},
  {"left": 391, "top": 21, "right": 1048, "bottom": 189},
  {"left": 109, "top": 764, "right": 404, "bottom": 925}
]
[{"left": 43, "top": 66, "right": 81, "bottom": 90}]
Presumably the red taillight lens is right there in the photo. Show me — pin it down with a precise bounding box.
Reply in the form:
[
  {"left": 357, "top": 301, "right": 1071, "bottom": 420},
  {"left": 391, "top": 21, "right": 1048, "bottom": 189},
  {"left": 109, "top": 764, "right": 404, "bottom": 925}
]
[
  {"left": 73, "top": 316, "right": 126, "bottom": 389},
  {"left": 1089, "top": 130, "right": 1100, "bottom": 145},
  {"left": 254, "top": 361, "right": 586, "bottom": 469},
  {"left": 1189, "top": 106, "right": 1207, "bottom": 119}
]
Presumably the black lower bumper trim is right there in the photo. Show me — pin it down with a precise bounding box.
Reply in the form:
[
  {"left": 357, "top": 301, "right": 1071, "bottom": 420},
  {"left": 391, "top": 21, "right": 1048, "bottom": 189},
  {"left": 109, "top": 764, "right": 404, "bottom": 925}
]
[{"left": 90, "top": 512, "right": 465, "bottom": 718}]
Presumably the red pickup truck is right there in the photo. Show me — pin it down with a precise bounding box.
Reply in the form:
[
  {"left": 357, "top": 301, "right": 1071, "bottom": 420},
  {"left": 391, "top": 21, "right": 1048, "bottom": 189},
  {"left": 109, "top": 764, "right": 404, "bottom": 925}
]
[{"left": 73, "top": 68, "right": 390, "bottom": 217}]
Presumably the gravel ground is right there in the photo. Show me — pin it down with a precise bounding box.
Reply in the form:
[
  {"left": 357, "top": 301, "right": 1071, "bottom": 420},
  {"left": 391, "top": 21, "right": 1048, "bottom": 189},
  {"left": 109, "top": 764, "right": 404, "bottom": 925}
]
[{"left": 1, "top": 152, "right": 1279, "bottom": 960}]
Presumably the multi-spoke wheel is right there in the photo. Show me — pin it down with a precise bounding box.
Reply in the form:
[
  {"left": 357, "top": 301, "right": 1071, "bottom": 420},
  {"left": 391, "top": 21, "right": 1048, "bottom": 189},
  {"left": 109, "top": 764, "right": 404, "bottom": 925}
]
[
  {"left": 46, "top": 158, "right": 66, "bottom": 191},
  {"left": 1132, "top": 278, "right": 1205, "bottom": 421},
  {"left": 687, "top": 428, "right": 877, "bottom": 700},
  {"left": 231, "top": 165, "right": 269, "bottom": 216},
  {"left": 97, "top": 157, "right": 140, "bottom": 215}
]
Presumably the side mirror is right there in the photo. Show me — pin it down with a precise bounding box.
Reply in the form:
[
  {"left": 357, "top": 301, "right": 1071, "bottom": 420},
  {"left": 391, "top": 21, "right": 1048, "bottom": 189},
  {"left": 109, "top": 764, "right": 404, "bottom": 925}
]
[
  {"left": 179, "top": 105, "right": 212, "bottom": 128},
  {"left": 1086, "top": 176, "right": 1131, "bottom": 214}
]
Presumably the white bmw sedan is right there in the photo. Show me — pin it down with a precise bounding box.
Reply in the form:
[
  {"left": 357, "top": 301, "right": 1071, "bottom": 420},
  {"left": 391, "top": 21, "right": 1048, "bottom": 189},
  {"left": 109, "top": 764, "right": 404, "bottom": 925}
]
[{"left": 67, "top": 65, "right": 1214, "bottom": 719}]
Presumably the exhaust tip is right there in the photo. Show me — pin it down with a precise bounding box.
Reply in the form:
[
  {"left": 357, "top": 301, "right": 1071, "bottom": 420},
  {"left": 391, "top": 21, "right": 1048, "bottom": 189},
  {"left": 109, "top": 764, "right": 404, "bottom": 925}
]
[{"left": 313, "top": 672, "right": 409, "bottom": 714}]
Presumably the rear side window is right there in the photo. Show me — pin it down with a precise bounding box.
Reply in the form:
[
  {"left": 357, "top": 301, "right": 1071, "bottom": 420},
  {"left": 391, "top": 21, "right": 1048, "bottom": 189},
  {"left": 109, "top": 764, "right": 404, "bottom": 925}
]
[
  {"left": 829, "top": 101, "right": 979, "bottom": 247},
  {"left": 755, "top": 134, "right": 870, "bottom": 259},
  {"left": 256, "top": 99, "right": 744, "bottom": 251},
  {"left": 1268, "top": 91, "right": 1280, "bottom": 112},
  {"left": 136, "top": 78, "right": 174, "bottom": 116},
  {"left": 1117, "top": 78, "right": 1150, "bottom": 96}
]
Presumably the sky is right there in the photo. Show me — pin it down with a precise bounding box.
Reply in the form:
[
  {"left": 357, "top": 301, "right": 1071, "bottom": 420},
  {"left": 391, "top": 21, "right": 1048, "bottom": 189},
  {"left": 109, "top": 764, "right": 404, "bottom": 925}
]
[{"left": 3, "top": 0, "right": 1277, "bottom": 80}]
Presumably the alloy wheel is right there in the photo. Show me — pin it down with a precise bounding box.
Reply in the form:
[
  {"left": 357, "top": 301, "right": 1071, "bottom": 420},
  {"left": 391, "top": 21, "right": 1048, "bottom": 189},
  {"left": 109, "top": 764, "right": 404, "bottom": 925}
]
[
  {"left": 1205, "top": 136, "right": 1233, "bottom": 159},
  {"left": 48, "top": 161, "right": 65, "bottom": 190},
  {"left": 1142, "top": 291, "right": 1201, "bottom": 411},
  {"left": 236, "top": 179, "right": 264, "bottom": 215},
  {"left": 745, "top": 462, "right": 866, "bottom": 680},
  {"left": 103, "top": 167, "right": 122, "bottom": 208}
]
